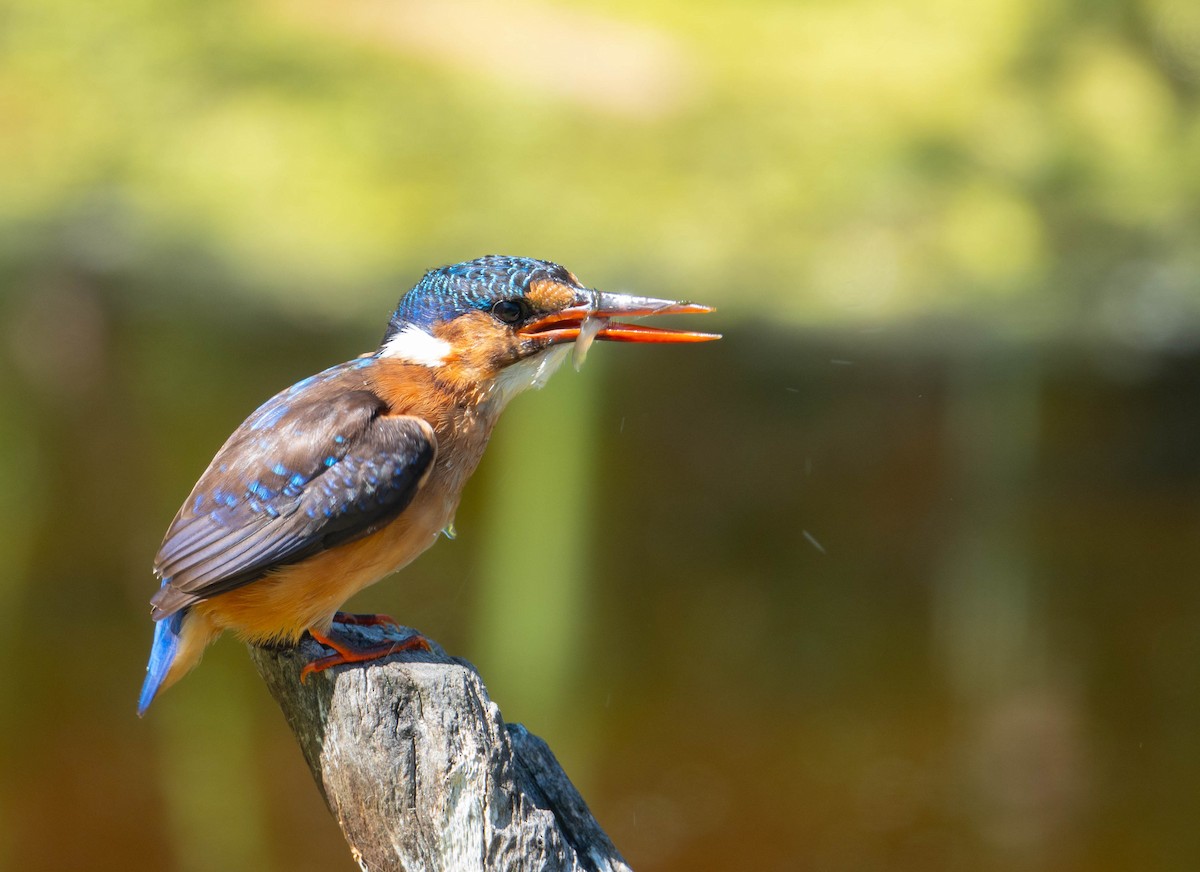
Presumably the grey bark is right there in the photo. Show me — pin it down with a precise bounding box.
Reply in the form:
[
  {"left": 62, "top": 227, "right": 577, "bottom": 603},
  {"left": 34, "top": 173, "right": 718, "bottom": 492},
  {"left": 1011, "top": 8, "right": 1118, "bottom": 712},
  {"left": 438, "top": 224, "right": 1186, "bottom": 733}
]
[{"left": 249, "top": 622, "right": 632, "bottom": 872}]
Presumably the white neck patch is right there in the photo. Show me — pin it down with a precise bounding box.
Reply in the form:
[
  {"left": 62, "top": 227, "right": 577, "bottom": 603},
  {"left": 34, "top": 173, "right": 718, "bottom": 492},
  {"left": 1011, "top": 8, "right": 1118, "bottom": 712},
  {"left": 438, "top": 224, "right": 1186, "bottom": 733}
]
[{"left": 380, "top": 324, "right": 452, "bottom": 367}]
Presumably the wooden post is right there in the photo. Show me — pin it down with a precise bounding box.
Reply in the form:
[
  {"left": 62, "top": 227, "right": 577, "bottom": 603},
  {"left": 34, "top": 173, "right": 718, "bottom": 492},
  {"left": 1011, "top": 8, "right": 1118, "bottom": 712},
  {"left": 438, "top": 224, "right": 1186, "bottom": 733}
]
[{"left": 249, "top": 623, "right": 632, "bottom": 872}]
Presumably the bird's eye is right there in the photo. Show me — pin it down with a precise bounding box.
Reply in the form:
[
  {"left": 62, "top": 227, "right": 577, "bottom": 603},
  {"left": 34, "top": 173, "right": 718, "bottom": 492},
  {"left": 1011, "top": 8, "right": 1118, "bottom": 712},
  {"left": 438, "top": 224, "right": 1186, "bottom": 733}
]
[{"left": 491, "top": 300, "right": 525, "bottom": 325}]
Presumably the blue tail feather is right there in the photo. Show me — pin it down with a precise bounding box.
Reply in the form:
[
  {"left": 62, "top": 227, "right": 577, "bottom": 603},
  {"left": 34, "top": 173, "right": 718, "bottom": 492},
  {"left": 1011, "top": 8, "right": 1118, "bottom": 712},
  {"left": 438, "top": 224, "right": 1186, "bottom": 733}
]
[{"left": 139, "top": 610, "right": 184, "bottom": 716}]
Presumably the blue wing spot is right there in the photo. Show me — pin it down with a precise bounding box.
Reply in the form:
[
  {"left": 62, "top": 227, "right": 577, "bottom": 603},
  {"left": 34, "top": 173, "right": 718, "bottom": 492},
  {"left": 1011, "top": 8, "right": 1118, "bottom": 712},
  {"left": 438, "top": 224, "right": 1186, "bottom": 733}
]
[
  {"left": 265, "top": 505, "right": 280, "bottom": 519},
  {"left": 272, "top": 462, "right": 288, "bottom": 477},
  {"left": 333, "top": 435, "right": 345, "bottom": 444},
  {"left": 223, "top": 493, "right": 239, "bottom": 508},
  {"left": 193, "top": 493, "right": 205, "bottom": 511},
  {"left": 290, "top": 473, "right": 307, "bottom": 488},
  {"left": 324, "top": 456, "right": 337, "bottom": 467},
  {"left": 247, "top": 480, "right": 273, "bottom": 500}
]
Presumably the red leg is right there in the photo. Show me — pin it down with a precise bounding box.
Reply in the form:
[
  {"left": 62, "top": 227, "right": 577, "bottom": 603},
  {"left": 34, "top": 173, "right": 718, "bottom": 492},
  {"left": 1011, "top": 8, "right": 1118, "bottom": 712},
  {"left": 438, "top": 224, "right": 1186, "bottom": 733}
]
[
  {"left": 332, "top": 611, "right": 400, "bottom": 629},
  {"left": 301, "top": 626, "right": 431, "bottom": 683}
]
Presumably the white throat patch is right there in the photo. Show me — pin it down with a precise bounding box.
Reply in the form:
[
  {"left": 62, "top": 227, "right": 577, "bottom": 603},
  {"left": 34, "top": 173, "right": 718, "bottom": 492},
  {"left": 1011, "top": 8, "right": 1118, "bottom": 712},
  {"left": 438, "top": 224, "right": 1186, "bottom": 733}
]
[
  {"left": 380, "top": 324, "right": 452, "bottom": 367},
  {"left": 489, "top": 345, "right": 571, "bottom": 410}
]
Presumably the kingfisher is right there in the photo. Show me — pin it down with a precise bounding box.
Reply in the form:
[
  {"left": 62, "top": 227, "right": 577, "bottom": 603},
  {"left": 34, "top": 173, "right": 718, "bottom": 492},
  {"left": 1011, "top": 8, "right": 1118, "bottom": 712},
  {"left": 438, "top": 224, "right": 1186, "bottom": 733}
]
[{"left": 138, "top": 255, "right": 717, "bottom": 715}]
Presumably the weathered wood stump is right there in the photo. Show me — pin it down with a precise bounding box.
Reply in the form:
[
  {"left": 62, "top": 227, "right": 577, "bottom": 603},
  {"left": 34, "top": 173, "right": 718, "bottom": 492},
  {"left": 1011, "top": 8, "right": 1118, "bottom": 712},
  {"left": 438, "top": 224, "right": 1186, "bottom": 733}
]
[{"left": 249, "top": 623, "right": 631, "bottom": 872}]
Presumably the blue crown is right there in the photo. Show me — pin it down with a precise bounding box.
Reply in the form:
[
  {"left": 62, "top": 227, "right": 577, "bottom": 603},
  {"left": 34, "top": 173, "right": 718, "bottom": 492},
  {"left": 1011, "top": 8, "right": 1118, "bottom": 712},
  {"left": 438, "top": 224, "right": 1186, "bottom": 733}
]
[{"left": 383, "top": 255, "right": 576, "bottom": 341}]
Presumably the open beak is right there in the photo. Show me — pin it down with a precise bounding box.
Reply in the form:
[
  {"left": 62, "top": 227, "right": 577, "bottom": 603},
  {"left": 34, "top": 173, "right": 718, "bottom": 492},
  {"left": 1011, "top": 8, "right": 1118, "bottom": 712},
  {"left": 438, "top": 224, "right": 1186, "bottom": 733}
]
[{"left": 519, "top": 291, "right": 720, "bottom": 345}]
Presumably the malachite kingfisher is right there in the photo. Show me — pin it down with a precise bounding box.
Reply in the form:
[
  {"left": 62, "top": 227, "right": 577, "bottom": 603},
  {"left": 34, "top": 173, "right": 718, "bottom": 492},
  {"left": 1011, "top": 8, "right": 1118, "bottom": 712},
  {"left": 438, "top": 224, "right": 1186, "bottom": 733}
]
[{"left": 138, "top": 255, "right": 718, "bottom": 715}]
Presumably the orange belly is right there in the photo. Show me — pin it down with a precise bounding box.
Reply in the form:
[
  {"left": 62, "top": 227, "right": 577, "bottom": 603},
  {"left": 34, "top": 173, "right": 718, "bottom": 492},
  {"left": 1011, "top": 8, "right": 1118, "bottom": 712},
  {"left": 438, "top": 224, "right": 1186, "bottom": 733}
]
[{"left": 194, "top": 484, "right": 456, "bottom": 644}]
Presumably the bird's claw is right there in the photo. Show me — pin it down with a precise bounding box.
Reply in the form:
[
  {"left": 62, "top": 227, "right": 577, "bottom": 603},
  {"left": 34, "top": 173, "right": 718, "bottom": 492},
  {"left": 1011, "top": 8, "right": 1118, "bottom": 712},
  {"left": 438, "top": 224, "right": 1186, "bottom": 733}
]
[{"left": 300, "top": 626, "right": 431, "bottom": 683}]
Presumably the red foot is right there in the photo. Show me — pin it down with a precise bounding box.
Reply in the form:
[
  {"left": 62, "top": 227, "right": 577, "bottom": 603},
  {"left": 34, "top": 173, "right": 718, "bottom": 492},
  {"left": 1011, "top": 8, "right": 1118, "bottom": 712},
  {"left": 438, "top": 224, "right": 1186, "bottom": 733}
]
[{"left": 300, "top": 625, "right": 431, "bottom": 683}]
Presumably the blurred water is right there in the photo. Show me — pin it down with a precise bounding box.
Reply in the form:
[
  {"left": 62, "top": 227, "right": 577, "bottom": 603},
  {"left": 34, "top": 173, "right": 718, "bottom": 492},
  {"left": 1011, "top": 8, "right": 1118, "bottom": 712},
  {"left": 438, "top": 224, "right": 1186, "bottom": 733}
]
[{"left": 5, "top": 299, "right": 1197, "bottom": 870}]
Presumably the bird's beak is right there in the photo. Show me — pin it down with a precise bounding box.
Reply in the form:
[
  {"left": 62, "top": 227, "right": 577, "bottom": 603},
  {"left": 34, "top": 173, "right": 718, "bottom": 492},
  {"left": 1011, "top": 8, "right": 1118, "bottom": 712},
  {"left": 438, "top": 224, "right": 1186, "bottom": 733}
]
[{"left": 519, "top": 291, "right": 720, "bottom": 344}]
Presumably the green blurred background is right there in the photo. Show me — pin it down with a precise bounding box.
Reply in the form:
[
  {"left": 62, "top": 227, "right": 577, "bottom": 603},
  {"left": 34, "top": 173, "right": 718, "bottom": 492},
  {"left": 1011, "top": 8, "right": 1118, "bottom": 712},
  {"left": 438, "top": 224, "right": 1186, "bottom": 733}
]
[{"left": 3, "top": 0, "right": 1200, "bottom": 869}]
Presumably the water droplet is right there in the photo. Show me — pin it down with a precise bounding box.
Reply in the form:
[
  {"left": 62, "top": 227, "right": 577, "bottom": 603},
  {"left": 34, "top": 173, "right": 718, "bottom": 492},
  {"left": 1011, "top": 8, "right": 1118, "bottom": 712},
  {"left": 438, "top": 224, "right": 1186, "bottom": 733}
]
[{"left": 802, "top": 529, "right": 826, "bottom": 554}]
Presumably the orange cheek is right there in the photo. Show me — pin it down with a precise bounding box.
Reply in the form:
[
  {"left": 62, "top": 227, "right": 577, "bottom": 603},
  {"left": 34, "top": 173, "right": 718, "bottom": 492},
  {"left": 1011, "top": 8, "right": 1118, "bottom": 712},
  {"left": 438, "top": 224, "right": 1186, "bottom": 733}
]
[{"left": 432, "top": 313, "right": 517, "bottom": 380}]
